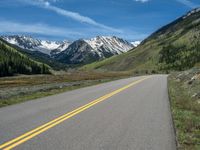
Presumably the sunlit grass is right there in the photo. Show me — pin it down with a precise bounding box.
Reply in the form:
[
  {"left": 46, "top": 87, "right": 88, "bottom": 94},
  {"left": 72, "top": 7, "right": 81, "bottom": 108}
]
[{"left": 168, "top": 75, "right": 200, "bottom": 150}]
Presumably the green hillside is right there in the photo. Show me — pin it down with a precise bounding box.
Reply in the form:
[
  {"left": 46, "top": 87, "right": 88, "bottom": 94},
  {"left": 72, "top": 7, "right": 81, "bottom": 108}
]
[
  {"left": 82, "top": 8, "right": 200, "bottom": 72},
  {"left": 0, "top": 39, "right": 51, "bottom": 77},
  {"left": 1, "top": 39, "right": 68, "bottom": 70}
]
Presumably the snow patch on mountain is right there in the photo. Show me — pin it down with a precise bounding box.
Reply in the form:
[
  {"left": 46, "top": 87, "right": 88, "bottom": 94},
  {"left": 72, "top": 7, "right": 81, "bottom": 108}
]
[
  {"left": 183, "top": 8, "right": 200, "bottom": 19},
  {"left": 131, "top": 41, "right": 141, "bottom": 47},
  {"left": 40, "top": 41, "right": 61, "bottom": 50},
  {"left": 55, "top": 41, "right": 72, "bottom": 52}
]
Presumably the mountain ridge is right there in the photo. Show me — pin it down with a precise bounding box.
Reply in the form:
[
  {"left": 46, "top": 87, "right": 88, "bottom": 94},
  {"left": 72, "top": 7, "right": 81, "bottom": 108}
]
[
  {"left": 1, "top": 35, "right": 134, "bottom": 65},
  {"left": 82, "top": 8, "right": 200, "bottom": 72}
]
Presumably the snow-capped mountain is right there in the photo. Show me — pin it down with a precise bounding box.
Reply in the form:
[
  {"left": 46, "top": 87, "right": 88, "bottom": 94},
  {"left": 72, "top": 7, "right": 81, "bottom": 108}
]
[
  {"left": 85, "top": 36, "right": 133, "bottom": 56},
  {"left": 55, "top": 36, "right": 134, "bottom": 64},
  {"left": 55, "top": 39, "right": 99, "bottom": 64},
  {"left": 1, "top": 35, "right": 71, "bottom": 55},
  {"left": 1, "top": 35, "right": 134, "bottom": 64},
  {"left": 131, "top": 41, "right": 141, "bottom": 47}
]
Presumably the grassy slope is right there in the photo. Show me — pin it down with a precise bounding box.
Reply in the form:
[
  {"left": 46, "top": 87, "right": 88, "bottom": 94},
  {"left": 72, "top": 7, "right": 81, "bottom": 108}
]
[
  {"left": 82, "top": 40, "right": 160, "bottom": 72},
  {"left": 82, "top": 9, "right": 200, "bottom": 72},
  {"left": 168, "top": 70, "right": 200, "bottom": 150}
]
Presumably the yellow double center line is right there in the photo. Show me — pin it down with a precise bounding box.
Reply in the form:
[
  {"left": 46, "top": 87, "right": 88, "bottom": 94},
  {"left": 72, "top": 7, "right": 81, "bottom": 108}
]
[{"left": 0, "top": 77, "right": 149, "bottom": 150}]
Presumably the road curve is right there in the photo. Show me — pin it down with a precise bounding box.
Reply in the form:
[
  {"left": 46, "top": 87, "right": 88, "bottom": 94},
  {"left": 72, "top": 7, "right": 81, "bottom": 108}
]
[{"left": 0, "top": 75, "right": 176, "bottom": 150}]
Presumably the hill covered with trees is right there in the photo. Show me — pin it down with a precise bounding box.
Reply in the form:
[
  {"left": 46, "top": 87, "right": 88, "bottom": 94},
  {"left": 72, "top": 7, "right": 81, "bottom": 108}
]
[{"left": 0, "top": 39, "right": 51, "bottom": 77}]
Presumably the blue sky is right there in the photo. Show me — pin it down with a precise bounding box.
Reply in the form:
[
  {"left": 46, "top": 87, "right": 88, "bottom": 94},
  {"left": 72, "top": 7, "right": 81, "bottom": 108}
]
[{"left": 0, "top": 0, "right": 199, "bottom": 41}]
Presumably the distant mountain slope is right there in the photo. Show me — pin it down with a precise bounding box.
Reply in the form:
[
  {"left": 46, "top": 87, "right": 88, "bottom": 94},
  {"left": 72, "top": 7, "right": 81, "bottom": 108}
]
[
  {"left": 0, "top": 39, "right": 50, "bottom": 77},
  {"left": 82, "top": 8, "right": 200, "bottom": 72},
  {"left": 50, "top": 41, "right": 71, "bottom": 56},
  {"left": 85, "top": 36, "right": 133, "bottom": 55},
  {"left": 55, "top": 36, "right": 134, "bottom": 64},
  {"left": 1, "top": 35, "right": 71, "bottom": 55},
  {"left": 55, "top": 40, "right": 100, "bottom": 64}
]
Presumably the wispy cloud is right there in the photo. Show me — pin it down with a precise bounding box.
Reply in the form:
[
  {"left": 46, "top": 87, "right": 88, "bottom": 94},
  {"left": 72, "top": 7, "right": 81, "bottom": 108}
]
[
  {"left": 134, "top": 0, "right": 199, "bottom": 8},
  {"left": 134, "top": 0, "right": 150, "bottom": 3},
  {"left": 175, "top": 0, "right": 199, "bottom": 8},
  {"left": 0, "top": 20, "right": 82, "bottom": 37},
  {"left": 18, "top": 0, "right": 121, "bottom": 33},
  {"left": 0, "top": 20, "right": 147, "bottom": 41},
  {"left": 0, "top": 0, "right": 149, "bottom": 40}
]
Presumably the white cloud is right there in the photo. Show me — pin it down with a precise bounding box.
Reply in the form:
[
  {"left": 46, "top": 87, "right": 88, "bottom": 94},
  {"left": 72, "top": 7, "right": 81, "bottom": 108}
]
[
  {"left": 134, "top": 0, "right": 199, "bottom": 8},
  {"left": 175, "top": 0, "right": 199, "bottom": 8},
  {"left": 0, "top": 20, "right": 82, "bottom": 37},
  {"left": 0, "top": 20, "right": 147, "bottom": 41},
  {"left": 0, "top": 0, "right": 148, "bottom": 41},
  {"left": 18, "top": 0, "right": 121, "bottom": 33},
  {"left": 134, "top": 0, "right": 150, "bottom": 3}
]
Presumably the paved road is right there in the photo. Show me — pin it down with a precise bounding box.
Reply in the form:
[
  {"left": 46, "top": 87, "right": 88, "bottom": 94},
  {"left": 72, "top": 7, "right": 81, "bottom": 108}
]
[{"left": 0, "top": 75, "right": 176, "bottom": 150}]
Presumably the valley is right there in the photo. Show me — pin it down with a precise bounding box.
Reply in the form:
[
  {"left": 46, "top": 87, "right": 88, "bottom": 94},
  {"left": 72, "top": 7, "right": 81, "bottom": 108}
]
[{"left": 0, "top": 3, "right": 200, "bottom": 150}]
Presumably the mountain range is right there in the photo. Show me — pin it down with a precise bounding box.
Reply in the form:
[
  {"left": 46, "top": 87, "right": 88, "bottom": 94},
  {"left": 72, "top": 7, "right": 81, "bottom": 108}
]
[{"left": 1, "top": 35, "right": 135, "bottom": 64}]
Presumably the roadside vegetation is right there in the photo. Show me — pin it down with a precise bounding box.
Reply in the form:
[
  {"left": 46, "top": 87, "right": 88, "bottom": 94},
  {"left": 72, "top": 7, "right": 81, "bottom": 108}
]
[
  {"left": 159, "top": 43, "right": 200, "bottom": 71},
  {"left": 168, "top": 68, "right": 200, "bottom": 150},
  {"left": 0, "top": 71, "right": 130, "bottom": 107}
]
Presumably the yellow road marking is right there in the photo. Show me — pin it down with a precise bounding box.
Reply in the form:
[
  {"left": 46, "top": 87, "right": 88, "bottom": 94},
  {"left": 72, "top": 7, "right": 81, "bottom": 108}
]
[{"left": 0, "top": 77, "right": 149, "bottom": 150}]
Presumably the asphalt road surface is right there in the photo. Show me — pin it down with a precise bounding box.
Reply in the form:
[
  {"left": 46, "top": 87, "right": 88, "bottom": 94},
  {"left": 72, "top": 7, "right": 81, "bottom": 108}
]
[{"left": 0, "top": 75, "right": 176, "bottom": 150}]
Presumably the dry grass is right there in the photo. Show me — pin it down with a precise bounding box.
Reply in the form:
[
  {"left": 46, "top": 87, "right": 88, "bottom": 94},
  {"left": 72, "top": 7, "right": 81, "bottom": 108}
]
[
  {"left": 0, "top": 71, "right": 130, "bottom": 89},
  {"left": 0, "top": 71, "right": 130, "bottom": 107}
]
